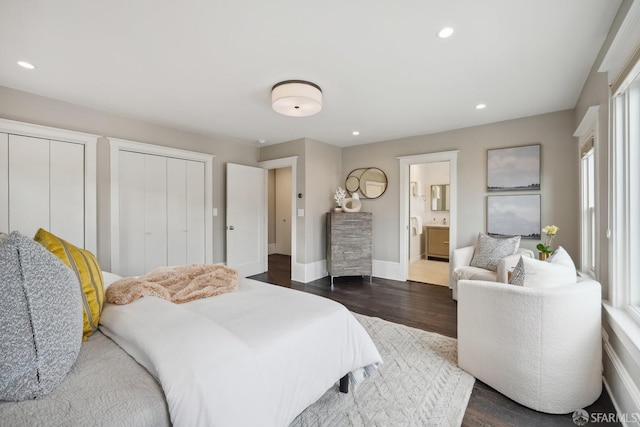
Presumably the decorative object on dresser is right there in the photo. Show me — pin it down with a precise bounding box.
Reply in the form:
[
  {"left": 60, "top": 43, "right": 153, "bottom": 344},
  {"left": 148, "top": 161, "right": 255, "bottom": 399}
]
[
  {"left": 344, "top": 167, "right": 388, "bottom": 199},
  {"left": 333, "top": 186, "right": 347, "bottom": 212},
  {"left": 426, "top": 226, "right": 449, "bottom": 260},
  {"left": 326, "top": 212, "right": 373, "bottom": 286},
  {"left": 341, "top": 192, "right": 362, "bottom": 213}
]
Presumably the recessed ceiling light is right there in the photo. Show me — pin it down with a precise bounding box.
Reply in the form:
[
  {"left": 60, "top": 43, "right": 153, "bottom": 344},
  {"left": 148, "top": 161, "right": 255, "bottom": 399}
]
[
  {"left": 352, "top": 131, "right": 360, "bottom": 136},
  {"left": 258, "top": 139, "right": 267, "bottom": 144},
  {"left": 17, "top": 60, "right": 36, "bottom": 70},
  {"left": 437, "top": 27, "right": 454, "bottom": 39},
  {"left": 476, "top": 103, "right": 486, "bottom": 110}
]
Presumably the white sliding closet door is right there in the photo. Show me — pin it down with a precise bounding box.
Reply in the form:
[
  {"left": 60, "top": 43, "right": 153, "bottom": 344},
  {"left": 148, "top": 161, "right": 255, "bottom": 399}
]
[
  {"left": 8, "top": 135, "right": 50, "bottom": 238},
  {"left": 119, "top": 150, "right": 146, "bottom": 277},
  {"left": 4, "top": 135, "right": 85, "bottom": 246},
  {"left": 117, "top": 149, "right": 207, "bottom": 276},
  {"left": 144, "top": 154, "right": 168, "bottom": 272},
  {"left": 186, "top": 160, "right": 206, "bottom": 263},
  {"left": 50, "top": 140, "right": 84, "bottom": 247},
  {"left": 0, "top": 119, "right": 97, "bottom": 252},
  {"left": 109, "top": 138, "right": 213, "bottom": 276},
  {"left": 167, "top": 158, "right": 188, "bottom": 266}
]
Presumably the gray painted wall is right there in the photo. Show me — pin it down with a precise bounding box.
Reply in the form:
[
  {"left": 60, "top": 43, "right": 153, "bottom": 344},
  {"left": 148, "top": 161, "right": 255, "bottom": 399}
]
[
  {"left": 259, "top": 137, "right": 342, "bottom": 265},
  {"left": 0, "top": 85, "right": 260, "bottom": 265},
  {"left": 342, "top": 110, "right": 579, "bottom": 264}
]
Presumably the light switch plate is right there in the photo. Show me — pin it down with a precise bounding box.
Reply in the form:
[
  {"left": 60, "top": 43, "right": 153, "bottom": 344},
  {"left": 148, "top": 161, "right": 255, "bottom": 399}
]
[
  {"left": 298, "top": 209, "right": 304, "bottom": 217},
  {"left": 213, "top": 208, "right": 218, "bottom": 217}
]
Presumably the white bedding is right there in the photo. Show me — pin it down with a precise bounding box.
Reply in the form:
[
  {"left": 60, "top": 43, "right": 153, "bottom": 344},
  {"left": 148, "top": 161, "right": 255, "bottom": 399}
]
[{"left": 99, "top": 277, "right": 382, "bottom": 427}]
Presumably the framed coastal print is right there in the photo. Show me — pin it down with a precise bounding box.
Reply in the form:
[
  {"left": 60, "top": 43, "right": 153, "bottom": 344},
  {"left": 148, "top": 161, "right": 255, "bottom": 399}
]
[
  {"left": 487, "top": 144, "right": 540, "bottom": 191},
  {"left": 487, "top": 194, "right": 541, "bottom": 239}
]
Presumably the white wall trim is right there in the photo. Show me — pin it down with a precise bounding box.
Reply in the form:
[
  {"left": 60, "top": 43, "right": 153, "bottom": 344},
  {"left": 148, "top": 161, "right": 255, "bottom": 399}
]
[
  {"left": 258, "top": 156, "right": 301, "bottom": 281},
  {"left": 292, "top": 259, "right": 327, "bottom": 283},
  {"left": 373, "top": 259, "right": 404, "bottom": 282},
  {"left": 0, "top": 118, "right": 99, "bottom": 144},
  {"left": 397, "top": 151, "right": 459, "bottom": 283},
  {"left": 602, "top": 325, "right": 640, "bottom": 425},
  {"left": 599, "top": 0, "right": 640, "bottom": 93},
  {"left": 107, "top": 137, "right": 215, "bottom": 274}
]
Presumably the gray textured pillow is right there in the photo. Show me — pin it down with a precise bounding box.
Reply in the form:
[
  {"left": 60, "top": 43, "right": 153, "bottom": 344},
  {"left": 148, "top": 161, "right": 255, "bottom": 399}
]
[
  {"left": 469, "top": 233, "right": 521, "bottom": 272},
  {"left": 509, "top": 257, "right": 526, "bottom": 286},
  {"left": 0, "top": 231, "right": 83, "bottom": 401}
]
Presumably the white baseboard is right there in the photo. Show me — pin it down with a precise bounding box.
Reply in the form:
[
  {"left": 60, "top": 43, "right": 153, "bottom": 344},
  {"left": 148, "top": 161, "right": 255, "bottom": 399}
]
[
  {"left": 373, "top": 260, "right": 404, "bottom": 281},
  {"left": 409, "top": 255, "right": 422, "bottom": 264},
  {"left": 601, "top": 327, "right": 640, "bottom": 426},
  {"left": 292, "top": 260, "right": 327, "bottom": 283}
]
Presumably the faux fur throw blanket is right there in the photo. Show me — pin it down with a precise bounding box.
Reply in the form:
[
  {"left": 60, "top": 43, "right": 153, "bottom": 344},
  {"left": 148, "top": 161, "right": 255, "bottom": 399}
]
[{"left": 106, "top": 264, "right": 238, "bottom": 305}]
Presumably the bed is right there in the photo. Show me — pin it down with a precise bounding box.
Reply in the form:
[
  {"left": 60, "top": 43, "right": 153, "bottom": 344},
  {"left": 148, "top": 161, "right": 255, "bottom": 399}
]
[{"left": 1, "top": 271, "right": 382, "bottom": 426}]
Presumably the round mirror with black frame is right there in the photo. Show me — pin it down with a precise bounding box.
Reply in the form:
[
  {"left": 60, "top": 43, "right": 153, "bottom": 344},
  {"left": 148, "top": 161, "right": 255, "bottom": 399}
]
[{"left": 345, "top": 167, "right": 388, "bottom": 199}]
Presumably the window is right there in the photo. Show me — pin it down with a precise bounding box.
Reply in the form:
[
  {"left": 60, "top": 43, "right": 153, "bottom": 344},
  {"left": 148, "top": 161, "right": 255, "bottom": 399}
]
[
  {"left": 575, "top": 106, "right": 599, "bottom": 279},
  {"left": 580, "top": 136, "right": 596, "bottom": 276},
  {"left": 611, "top": 74, "right": 640, "bottom": 320}
]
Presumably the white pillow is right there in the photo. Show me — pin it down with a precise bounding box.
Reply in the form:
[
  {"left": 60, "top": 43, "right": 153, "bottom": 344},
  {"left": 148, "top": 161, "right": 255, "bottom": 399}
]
[
  {"left": 101, "top": 271, "right": 123, "bottom": 291},
  {"left": 510, "top": 247, "right": 576, "bottom": 288},
  {"left": 547, "top": 246, "right": 576, "bottom": 273}
]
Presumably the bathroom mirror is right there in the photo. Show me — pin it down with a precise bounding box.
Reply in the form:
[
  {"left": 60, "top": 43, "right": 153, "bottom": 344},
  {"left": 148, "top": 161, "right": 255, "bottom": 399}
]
[
  {"left": 431, "top": 184, "right": 450, "bottom": 211},
  {"left": 345, "top": 167, "right": 388, "bottom": 199}
]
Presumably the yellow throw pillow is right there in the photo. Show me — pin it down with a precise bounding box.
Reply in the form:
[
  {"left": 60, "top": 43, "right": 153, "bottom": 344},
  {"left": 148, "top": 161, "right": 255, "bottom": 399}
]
[{"left": 34, "top": 228, "right": 104, "bottom": 340}]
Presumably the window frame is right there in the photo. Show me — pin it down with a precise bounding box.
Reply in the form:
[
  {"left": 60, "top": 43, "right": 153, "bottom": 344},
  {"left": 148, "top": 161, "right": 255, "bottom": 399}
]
[
  {"left": 610, "top": 75, "right": 640, "bottom": 323},
  {"left": 575, "top": 106, "right": 600, "bottom": 280}
]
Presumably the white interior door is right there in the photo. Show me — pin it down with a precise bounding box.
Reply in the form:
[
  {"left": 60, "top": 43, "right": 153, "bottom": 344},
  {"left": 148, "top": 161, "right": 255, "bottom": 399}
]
[{"left": 226, "top": 163, "right": 266, "bottom": 277}]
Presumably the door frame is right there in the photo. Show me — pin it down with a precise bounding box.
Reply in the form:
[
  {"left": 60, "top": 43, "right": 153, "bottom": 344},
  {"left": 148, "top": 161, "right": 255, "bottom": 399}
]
[
  {"left": 398, "top": 150, "right": 458, "bottom": 284},
  {"left": 258, "top": 156, "right": 300, "bottom": 281}
]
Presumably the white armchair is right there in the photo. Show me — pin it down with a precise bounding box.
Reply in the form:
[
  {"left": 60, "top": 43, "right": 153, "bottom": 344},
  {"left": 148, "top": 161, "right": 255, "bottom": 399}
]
[
  {"left": 457, "top": 277, "right": 602, "bottom": 414},
  {"left": 450, "top": 245, "right": 534, "bottom": 300}
]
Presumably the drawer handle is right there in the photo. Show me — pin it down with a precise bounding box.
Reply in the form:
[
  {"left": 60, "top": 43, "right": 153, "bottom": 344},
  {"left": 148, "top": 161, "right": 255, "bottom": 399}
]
[{"left": 443, "top": 241, "right": 449, "bottom": 244}]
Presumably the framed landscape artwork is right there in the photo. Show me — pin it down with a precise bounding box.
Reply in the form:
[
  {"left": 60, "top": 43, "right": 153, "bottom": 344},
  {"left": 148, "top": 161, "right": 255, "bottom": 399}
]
[
  {"left": 487, "top": 144, "right": 540, "bottom": 191},
  {"left": 487, "top": 194, "right": 541, "bottom": 239}
]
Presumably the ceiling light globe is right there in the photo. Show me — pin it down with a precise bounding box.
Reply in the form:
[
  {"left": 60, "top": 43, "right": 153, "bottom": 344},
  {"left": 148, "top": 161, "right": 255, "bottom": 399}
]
[{"left": 272, "top": 80, "right": 322, "bottom": 117}]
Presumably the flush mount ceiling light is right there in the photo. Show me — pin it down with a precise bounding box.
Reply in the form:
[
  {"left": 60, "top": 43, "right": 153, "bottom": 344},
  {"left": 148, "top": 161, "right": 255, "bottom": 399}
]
[{"left": 271, "top": 80, "right": 322, "bottom": 117}]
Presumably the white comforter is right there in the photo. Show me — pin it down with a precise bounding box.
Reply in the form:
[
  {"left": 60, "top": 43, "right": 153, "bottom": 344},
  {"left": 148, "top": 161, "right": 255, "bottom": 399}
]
[{"left": 99, "top": 277, "right": 382, "bottom": 427}]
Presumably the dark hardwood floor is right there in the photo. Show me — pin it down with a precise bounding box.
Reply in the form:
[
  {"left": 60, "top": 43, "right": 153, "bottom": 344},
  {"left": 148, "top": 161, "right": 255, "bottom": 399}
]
[{"left": 250, "top": 254, "right": 620, "bottom": 427}]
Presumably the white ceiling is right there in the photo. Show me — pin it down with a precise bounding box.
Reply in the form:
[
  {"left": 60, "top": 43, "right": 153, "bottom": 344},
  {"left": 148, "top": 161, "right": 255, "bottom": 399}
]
[{"left": 0, "top": 0, "right": 621, "bottom": 148}]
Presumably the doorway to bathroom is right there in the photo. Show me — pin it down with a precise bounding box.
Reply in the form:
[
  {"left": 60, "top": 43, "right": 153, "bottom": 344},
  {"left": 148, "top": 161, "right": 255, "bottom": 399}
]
[{"left": 408, "top": 161, "right": 450, "bottom": 286}]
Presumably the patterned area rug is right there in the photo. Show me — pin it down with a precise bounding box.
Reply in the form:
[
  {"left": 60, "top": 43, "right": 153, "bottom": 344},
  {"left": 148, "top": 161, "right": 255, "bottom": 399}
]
[{"left": 291, "top": 313, "right": 475, "bottom": 427}]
